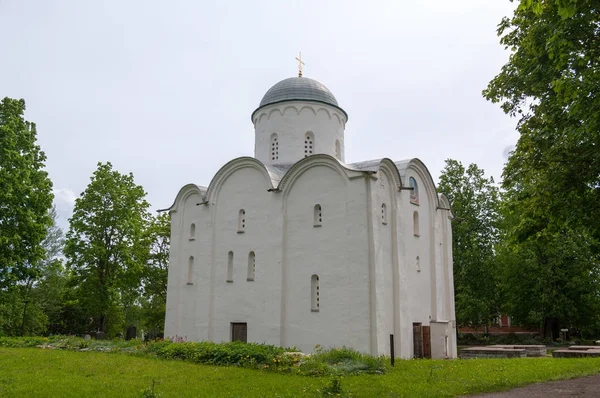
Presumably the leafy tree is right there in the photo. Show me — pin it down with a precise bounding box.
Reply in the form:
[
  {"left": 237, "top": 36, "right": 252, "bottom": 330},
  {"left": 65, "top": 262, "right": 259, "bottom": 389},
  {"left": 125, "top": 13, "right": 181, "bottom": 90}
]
[
  {"left": 0, "top": 98, "right": 54, "bottom": 288},
  {"left": 438, "top": 159, "right": 501, "bottom": 327},
  {"left": 0, "top": 207, "right": 63, "bottom": 336},
  {"left": 484, "top": 0, "right": 600, "bottom": 338},
  {"left": 65, "top": 162, "right": 151, "bottom": 334},
  {"left": 140, "top": 212, "right": 170, "bottom": 333},
  {"left": 483, "top": 0, "right": 600, "bottom": 239}
]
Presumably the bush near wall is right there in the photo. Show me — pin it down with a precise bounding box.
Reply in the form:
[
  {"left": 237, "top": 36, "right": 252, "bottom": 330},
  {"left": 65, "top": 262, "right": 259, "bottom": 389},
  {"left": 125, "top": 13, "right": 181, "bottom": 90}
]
[{"left": 0, "top": 336, "right": 388, "bottom": 376}]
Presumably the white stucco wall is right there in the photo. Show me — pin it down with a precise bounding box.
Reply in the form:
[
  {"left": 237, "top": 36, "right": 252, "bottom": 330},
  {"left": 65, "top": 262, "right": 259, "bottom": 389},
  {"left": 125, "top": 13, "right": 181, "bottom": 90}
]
[
  {"left": 282, "top": 165, "right": 370, "bottom": 353},
  {"left": 253, "top": 102, "right": 346, "bottom": 165}
]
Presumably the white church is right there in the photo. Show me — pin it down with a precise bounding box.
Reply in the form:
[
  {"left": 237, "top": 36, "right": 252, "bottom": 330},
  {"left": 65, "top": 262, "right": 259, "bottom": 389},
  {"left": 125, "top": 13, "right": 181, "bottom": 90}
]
[{"left": 163, "top": 61, "right": 457, "bottom": 359}]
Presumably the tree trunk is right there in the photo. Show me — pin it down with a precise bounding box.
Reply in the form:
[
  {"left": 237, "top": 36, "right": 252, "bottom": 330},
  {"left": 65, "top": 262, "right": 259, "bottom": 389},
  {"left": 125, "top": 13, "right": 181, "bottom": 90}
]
[{"left": 543, "top": 317, "right": 559, "bottom": 340}]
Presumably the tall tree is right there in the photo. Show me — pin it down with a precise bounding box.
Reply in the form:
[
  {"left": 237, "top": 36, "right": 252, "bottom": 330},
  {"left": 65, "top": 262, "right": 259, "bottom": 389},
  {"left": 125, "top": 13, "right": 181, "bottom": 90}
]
[
  {"left": 438, "top": 159, "right": 501, "bottom": 327},
  {"left": 483, "top": 0, "right": 600, "bottom": 239},
  {"left": 65, "top": 162, "right": 151, "bottom": 334},
  {"left": 484, "top": 0, "right": 600, "bottom": 338},
  {"left": 0, "top": 98, "right": 54, "bottom": 288},
  {"left": 140, "top": 212, "right": 170, "bottom": 333}
]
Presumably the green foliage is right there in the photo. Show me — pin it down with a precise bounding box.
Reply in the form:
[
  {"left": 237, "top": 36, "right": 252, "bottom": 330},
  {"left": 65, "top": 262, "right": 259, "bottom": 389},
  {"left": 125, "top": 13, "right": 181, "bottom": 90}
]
[
  {"left": 146, "top": 340, "right": 288, "bottom": 368},
  {"left": 141, "top": 380, "right": 162, "bottom": 398},
  {"left": 319, "top": 377, "right": 345, "bottom": 397},
  {"left": 4, "top": 348, "right": 600, "bottom": 397},
  {"left": 0, "top": 97, "right": 54, "bottom": 287},
  {"left": 438, "top": 159, "right": 501, "bottom": 326},
  {"left": 298, "top": 346, "right": 388, "bottom": 376},
  {"left": 65, "top": 162, "right": 152, "bottom": 335},
  {"left": 484, "top": 0, "right": 600, "bottom": 339},
  {"left": 139, "top": 213, "right": 170, "bottom": 333}
]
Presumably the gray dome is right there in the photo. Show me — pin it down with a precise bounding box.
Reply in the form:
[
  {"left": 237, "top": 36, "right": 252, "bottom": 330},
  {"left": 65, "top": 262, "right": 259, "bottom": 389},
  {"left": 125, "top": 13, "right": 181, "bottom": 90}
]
[{"left": 259, "top": 77, "right": 339, "bottom": 108}]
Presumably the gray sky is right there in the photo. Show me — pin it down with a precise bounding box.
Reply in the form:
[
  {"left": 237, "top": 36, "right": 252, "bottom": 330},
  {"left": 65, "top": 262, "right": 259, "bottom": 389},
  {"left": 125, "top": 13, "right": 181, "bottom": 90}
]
[{"left": 1, "top": 0, "right": 518, "bottom": 227}]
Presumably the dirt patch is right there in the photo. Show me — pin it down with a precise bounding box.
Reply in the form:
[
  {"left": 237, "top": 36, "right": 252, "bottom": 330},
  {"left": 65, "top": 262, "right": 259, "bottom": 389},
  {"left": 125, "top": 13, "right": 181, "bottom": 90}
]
[{"left": 469, "top": 374, "right": 600, "bottom": 397}]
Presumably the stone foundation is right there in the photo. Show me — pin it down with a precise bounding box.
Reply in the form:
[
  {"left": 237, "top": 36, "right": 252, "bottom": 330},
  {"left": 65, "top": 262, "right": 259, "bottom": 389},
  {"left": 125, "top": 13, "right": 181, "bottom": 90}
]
[
  {"left": 552, "top": 346, "right": 600, "bottom": 358},
  {"left": 489, "top": 345, "right": 547, "bottom": 357},
  {"left": 460, "top": 347, "right": 527, "bottom": 359}
]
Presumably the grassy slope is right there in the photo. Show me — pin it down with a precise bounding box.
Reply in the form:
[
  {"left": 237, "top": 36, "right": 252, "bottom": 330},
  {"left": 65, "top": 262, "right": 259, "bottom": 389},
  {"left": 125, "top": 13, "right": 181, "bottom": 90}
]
[{"left": 2, "top": 348, "right": 600, "bottom": 397}]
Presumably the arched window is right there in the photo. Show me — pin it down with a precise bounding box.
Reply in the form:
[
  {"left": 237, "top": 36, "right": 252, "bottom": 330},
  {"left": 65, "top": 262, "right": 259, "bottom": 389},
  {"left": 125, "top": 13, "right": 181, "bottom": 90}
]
[
  {"left": 304, "top": 132, "right": 314, "bottom": 157},
  {"left": 187, "top": 256, "right": 194, "bottom": 285},
  {"left": 227, "top": 251, "right": 234, "bottom": 282},
  {"left": 416, "top": 256, "right": 421, "bottom": 272},
  {"left": 238, "top": 209, "right": 246, "bottom": 233},
  {"left": 335, "top": 140, "right": 341, "bottom": 160},
  {"left": 311, "top": 274, "right": 320, "bottom": 311},
  {"left": 409, "top": 177, "right": 419, "bottom": 204},
  {"left": 413, "top": 211, "right": 420, "bottom": 237},
  {"left": 313, "top": 204, "right": 322, "bottom": 227},
  {"left": 270, "top": 133, "right": 279, "bottom": 161},
  {"left": 381, "top": 203, "right": 387, "bottom": 225},
  {"left": 247, "top": 251, "right": 256, "bottom": 281},
  {"left": 189, "top": 223, "right": 196, "bottom": 240}
]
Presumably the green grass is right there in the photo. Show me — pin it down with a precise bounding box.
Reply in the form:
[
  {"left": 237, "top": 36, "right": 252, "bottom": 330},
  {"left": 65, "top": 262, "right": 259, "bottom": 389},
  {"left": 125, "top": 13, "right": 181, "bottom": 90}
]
[{"left": 2, "top": 348, "right": 600, "bottom": 397}]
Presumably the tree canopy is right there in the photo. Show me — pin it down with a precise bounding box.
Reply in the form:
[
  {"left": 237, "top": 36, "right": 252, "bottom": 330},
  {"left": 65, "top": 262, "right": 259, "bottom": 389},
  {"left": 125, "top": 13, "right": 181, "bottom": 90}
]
[
  {"left": 65, "top": 162, "right": 151, "bottom": 334},
  {"left": 484, "top": 0, "right": 600, "bottom": 338},
  {"left": 0, "top": 97, "right": 54, "bottom": 287},
  {"left": 438, "top": 159, "right": 501, "bottom": 327}
]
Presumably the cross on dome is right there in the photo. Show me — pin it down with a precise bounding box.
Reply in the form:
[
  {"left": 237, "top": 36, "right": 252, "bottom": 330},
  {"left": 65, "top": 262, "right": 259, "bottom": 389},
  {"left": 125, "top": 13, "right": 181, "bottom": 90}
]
[{"left": 295, "top": 52, "right": 305, "bottom": 77}]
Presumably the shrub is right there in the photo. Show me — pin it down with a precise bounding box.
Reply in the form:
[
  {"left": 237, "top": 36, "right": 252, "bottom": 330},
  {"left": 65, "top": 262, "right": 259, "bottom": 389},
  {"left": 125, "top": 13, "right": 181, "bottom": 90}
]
[
  {"left": 297, "top": 346, "right": 387, "bottom": 376},
  {"left": 146, "top": 340, "right": 287, "bottom": 368}
]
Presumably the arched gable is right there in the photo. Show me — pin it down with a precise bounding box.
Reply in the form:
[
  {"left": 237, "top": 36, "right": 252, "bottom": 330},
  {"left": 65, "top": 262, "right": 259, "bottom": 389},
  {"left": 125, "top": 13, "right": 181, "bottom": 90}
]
[
  {"left": 163, "top": 183, "right": 207, "bottom": 213},
  {"left": 438, "top": 193, "right": 454, "bottom": 218},
  {"left": 377, "top": 158, "right": 403, "bottom": 192},
  {"left": 205, "top": 157, "right": 275, "bottom": 203},
  {"left": 277, "top": 154, "right": 357, "bottom": 195},
  {"left": 406, "top": 158, "right": 441, "bottom": 209}
]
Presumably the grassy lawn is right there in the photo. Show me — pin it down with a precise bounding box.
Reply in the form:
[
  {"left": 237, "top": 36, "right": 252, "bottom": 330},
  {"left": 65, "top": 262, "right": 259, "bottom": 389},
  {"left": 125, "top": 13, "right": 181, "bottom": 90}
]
[{"left": 2, "top": 348, "right": 600, "bottom": 397}]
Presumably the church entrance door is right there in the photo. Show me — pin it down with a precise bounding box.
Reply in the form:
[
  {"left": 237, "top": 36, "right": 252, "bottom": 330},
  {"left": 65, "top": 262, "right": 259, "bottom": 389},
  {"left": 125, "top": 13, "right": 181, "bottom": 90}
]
[
  {"left": 413, "top": 323, "right": 423, "bottom": 358},
  {"left": 231, "top": 322, "right": 247, "bottom": 343},
  {"left": 422, "top": 325, "right": 432, "bottom": 359}
]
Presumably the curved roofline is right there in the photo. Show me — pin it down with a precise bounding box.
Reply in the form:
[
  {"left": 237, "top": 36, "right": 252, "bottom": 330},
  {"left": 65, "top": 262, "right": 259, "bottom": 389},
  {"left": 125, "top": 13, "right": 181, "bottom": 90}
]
[
  {"left": 160, "top": 183, "right": 207, "bottom": 212},
  {"left": 204, "top": 156, "right": 275, "bottom": 203},
  {"left": 251, "top": 99, "right": 349, "bottom": 122}
]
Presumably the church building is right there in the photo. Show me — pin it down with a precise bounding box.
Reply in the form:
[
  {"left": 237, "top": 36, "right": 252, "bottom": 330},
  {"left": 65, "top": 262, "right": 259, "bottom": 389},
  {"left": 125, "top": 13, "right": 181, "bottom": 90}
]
[{"left": 163, "top": 62, "right": 457, "bottom": 359}]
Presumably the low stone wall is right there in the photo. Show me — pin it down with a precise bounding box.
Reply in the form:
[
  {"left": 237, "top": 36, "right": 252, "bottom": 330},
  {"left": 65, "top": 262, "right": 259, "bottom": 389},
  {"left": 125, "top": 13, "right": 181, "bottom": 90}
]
[
  {"left": 553, "top": 349, "right": 600, "bottom": 358},
  {"left": 567, "top": 345, "right": 599, "bottom": 351},
  {"left": 552, "top": 346, "right": 600, "bottom": 358},
  {"left": 460, "top": 347, "right": 527, "bottom": 359},
  {"left": 489, "top": 345, "right": 547, "bottom": 357}
]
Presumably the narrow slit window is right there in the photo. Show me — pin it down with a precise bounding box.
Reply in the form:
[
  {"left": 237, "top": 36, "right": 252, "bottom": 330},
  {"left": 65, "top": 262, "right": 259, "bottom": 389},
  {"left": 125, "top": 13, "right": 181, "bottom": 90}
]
[
  {"left": 416, "top": 256, "right": 421, "bottom": 272},
  {"left": 304, "top": 132, "right": 314, "bottom": 157},
  {"left": 247, "top": 251, "right": 256, "bottom": 281},
  {"left": 238, "top": 209, "right": 246, "bottom": 233},
  {"left": 311, "top": 274, "right": 320, "bottom": 311},
  {"left": 187, "top": 256, "right": 194, "bottom": 285},
  {"left": 270, "top": 133, "right": 279, "bottom": 161},
  {"left": 227, "top": 251, "right": 234, "bottom": 282},
  {"left": 313, "top": 204, "right": 322, "bottom": 227},
  {"left": 189, "top": 223, "right": 196, "bottom": 240},
  {"left": 335, "top": 139, "right": 341, "bottom": 160},
  {"left": 381, "top": 203, "right": 387, "bottom": 225},
  {"left": 413, "top": 211, "right": 420, "bottom": 237}
]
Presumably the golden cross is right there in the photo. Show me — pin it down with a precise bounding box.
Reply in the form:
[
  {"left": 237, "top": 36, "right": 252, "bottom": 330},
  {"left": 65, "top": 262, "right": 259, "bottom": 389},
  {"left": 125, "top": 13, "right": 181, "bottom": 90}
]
[{"left": 295, "top": 52, "right": 305, "bottom": 77}]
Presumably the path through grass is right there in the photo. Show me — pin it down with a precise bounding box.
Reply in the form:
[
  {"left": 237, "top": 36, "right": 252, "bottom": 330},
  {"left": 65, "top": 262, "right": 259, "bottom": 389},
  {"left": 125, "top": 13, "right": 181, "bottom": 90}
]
[{"left": 2, "top": 348, "right": 600, "bottom": 397}]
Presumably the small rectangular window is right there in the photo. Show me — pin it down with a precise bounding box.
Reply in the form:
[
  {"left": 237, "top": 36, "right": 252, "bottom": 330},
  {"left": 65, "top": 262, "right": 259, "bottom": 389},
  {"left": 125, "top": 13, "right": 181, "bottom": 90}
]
[{"left": 313, "top": 204, "right": 322, "bottom": 227}]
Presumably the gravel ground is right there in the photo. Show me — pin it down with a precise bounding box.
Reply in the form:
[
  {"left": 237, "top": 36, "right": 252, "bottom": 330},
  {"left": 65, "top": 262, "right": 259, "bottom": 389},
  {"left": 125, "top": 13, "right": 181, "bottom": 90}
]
[{"left": 468, "top": 374, "right": 600, "bottom": 397}]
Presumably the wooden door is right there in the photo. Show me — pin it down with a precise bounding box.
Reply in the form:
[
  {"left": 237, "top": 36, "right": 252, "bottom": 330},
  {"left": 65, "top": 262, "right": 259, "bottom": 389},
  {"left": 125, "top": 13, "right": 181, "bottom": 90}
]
[
  {"left": 231, "top": 323, "right": 247, "bottom": 343},
  {"left": 422, "top": 325, "right": 432, "bottom": 359},
  {"left": 413, "top": 323, "right": 423, "bottom": 358}
]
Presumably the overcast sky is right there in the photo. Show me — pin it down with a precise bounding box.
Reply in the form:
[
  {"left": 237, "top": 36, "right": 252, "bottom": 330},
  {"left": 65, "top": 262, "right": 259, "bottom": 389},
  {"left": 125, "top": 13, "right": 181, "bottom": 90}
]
[{"left": 1, "top": 0, "right": 518, "bottom": 228}]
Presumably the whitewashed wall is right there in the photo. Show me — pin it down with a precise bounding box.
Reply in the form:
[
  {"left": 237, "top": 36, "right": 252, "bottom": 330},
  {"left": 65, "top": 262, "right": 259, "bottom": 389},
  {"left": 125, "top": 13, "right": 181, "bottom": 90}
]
[{"left": 253, "top": 102, "right": 346, "bottom": 165}]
